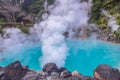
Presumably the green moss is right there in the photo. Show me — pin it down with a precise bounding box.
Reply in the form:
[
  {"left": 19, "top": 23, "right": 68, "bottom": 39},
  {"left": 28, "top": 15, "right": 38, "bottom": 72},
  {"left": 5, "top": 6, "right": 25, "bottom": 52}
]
[
  {"left": 97, "top": 17, "right": 105, "bottom": 24},
  {"left": 90, "top": 0, "right": 120, "bottom": 34},
  {"left": 25, "top": 24, "right": 33, "bottom": 27},
  {"left": 90, "top": 0, "right": 103, "bottom": 22},
  {"left": 28, "top": 0, "right": 55, "bottom": 17},
  {"left": 91, "top": 0, "right": 120, "bottom": 23},
  {"left": 0, "top": 18, "right": 5, "bottom": 23},
  {"left": 97, "top": 17, "right": 107, "bottom": 29},
  {"left": 103, "top": 29, "right": 111, "bottom": 33},
  {"left": 29, "top": 0, "right": 45, "bottom": 13},
  {"left": 113, "top": 28, "right": 120, "bottom": 40},
  {"left": 0, "top": 25, "right": 3, "bottom": 35},
  {"left": 36, "top": 9, "right": 45, "bottom": 18},
  {"left": 17, "top": 25, "right": 29, "bottom": 34},
  {"left": 116, "top": 17, "right": 120, "bottom": 25}
]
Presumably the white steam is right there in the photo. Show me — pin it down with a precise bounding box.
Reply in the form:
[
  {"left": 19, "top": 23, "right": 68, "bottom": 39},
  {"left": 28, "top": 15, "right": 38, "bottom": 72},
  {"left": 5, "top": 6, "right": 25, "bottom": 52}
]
[
  {"left": 0, "top": 0, "right": 92, "bottom": 67},
  {"left": 34, "top": 0, "right": 92, "bottom": 67},
  {"left": 0, "top": 27, "right": 39, "bottom": 60},
  {"left": 102, "top": 10, "right": 120, "bottom": 32}
]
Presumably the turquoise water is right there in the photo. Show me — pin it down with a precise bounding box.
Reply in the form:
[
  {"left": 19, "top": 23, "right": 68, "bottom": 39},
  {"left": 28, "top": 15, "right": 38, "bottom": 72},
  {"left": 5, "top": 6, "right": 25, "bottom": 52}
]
[{"left": 0, "top": 40, "right": 120, "bottom": 76}]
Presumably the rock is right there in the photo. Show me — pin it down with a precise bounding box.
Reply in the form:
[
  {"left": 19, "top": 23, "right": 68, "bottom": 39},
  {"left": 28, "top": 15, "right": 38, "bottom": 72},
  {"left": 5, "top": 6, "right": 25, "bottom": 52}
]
[
  {"left": 0, "top": 70, "right": 7, "bottom": 80},
  {"left": 0, "top": 61, "right": 27, "bottom": 80},
  {"left": 37, "top": 70, "right": 43, "bottom": 74},
  {"left": 46, "top": 76, "right": 60, "bottom": 80},
  {"left": 59, "top": 67, "right": 67, "bottom": 72},
  {"left": 0, "top": 61, "right": 120, "bottom": 80},
  {"left": 60, "top": 70, "right": 72, "bottom": 79},
  {"left": 49, "top": 77, "right": 61, "bottom": 80},
  {"left": 23, "top": 15, "right": 34, "bottom": 23},
  {"left": 21, "top": 70, "right": 43, "bottom": 80},
  {"left": 43, "top": 63, "right": 59, "bottom": 75},
  {"left": 72, "top": 71, "right": 96, "bottom": 80},
  {"left": 63, "top": 76, "right": 81, "bottom": 80},
  {"left": 82, "top": 76, "right": 96, "bottom": 80},
  {"left": 72, "top": 71, "right": 83, "bottom": 78},
  {"left": 46, "top": 72, "right": 60, "bottom": 80},
  {"left": 110, "top": 68, "right": 120, "bottom": 80},
  {"left": 51, "top": 72, "right": 59, "bottom": 77},
  {"left": 0, "top": 71, "right": 4, "bottom": 76},
  {"left": 94, "top": 64, "right": 120, "bottom": 80}
]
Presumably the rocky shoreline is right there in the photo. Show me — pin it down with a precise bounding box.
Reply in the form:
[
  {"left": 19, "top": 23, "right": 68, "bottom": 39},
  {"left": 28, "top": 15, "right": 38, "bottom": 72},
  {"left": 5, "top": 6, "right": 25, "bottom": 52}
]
[{"left": 0, "top": 61, "right": 120, "bottom": 80}]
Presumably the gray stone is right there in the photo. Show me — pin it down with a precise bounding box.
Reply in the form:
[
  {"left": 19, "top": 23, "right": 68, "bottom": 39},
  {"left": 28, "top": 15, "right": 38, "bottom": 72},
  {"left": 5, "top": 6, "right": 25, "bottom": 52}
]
[
  {"left": 60, "top": 70, "right": 72, "bottom": 79},
  {"left": 43, "top": 63, "right": 59, "bottom": 75}
]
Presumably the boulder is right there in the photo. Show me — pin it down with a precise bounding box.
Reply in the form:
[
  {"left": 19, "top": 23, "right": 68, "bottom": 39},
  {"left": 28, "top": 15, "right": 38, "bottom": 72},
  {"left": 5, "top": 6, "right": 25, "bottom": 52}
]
[
  {"left": 60, "top": 70, "right": 72, "bottom": 79},
  {"left": 46, "top": 76, "right": 60, "bottom": 80},
  {"left": 0, "top": 61, "right": 27, "bottom": 80},
  {"left": 72, "top": 71, "right": 96, "bottom": 80},
  {"left": 94, "top": 64, "right": 120, "bottom": 80},
  {"left": 0, "top": 70, "right": 7, "bottom": 80},
  {"left": 63, "top": 76, "right": 81, "bottom": 80},
  {"left": 23, "top": 15, "right": 34, "bottom": 23},
  {"left": 43, "top": 63, "right": 59, "bottom": 75},
  {"left": 21, "top": 70, "right": 43, "bottom": 80},
  {"left": 0, "top": 61, "right": 120, "bottom": 80},
  {"left": 72, "top": 71, "right": 83, "bottom": 78},
  {"left": 81, "top": 76, "right": 96, "bottom": 80},
  {"left": 59, "top": 67, "right": 67, "bottom": 73}
]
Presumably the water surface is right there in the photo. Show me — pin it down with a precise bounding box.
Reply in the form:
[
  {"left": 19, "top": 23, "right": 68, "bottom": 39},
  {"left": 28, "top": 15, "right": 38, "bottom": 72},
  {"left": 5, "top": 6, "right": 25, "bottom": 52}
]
[{"left": 0, "top": 40, "right": 120, "bottom": 75}]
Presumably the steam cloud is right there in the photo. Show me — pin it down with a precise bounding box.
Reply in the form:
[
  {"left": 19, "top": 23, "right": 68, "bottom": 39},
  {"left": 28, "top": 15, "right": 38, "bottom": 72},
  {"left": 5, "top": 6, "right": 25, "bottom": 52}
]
[
  {"left": 0, "top": 27, "right": 38, "bottom": 60},
  {"left": 0, "top": 0, "right": 92, "bottom": 67},
  {"left": 102, "top": 10, "right": 120, "bottom": 32},
  {"left": 34, "top": 0, "right": 92, "bottom": 67}
]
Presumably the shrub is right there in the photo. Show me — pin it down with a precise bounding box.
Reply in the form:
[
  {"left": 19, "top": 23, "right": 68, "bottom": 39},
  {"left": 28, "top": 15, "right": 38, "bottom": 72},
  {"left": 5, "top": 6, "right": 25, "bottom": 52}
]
[
  {"left": 0, "top": 18, "right": 5, "bottom": 23},
  {"left": 17, "top": 25, "right": 29, "bottom": 34}
]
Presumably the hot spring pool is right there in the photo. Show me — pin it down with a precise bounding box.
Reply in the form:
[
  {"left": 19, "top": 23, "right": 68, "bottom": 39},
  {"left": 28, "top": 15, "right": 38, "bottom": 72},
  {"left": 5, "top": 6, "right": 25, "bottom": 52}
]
[{"left": 0, "top": 40, "right": 120, "bottom": 75}]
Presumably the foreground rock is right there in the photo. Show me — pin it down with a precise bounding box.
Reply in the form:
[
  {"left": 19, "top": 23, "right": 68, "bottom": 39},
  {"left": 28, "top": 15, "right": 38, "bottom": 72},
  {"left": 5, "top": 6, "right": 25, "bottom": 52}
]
[
  {"left": 94, "top": 64, "right": 120, "bottom": 80},
  {"left": 0, "top": 61, "right": 27, "bottom": 80},
  {"left": 0, "top": 61, "right": 120, "bottom": 80}
]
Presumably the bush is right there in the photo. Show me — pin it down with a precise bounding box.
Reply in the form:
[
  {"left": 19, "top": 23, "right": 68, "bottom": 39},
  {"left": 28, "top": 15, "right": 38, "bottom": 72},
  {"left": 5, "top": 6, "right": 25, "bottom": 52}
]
[
  {"left": 116, "top": 17, "right": 120, "bottom": 25},
  {"left": 97, "top": 17, "right": 107, "bottom": 29},
  {"left": 17, "top": 25, "right": 29, "bottom": 34},
  {"left": 29, "top": 0, "right": 45, "bottom": 14},
  {"left": 0, "top": 18, "right": 5, "bottom": 23},
  {"left": 91, "top": 0, "right": 120, "bottom": 23},
  {"left": 0, "top": 25, "right": 3, "bottom": 34},
  {"left": 114, "top": 28, "right": 120, "bottom": 40}
]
